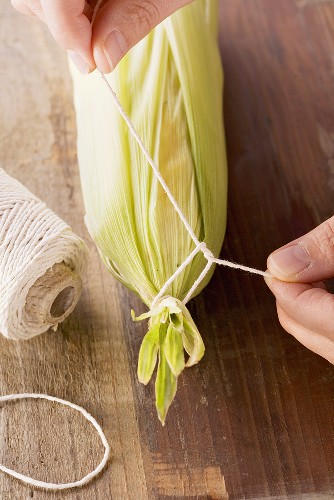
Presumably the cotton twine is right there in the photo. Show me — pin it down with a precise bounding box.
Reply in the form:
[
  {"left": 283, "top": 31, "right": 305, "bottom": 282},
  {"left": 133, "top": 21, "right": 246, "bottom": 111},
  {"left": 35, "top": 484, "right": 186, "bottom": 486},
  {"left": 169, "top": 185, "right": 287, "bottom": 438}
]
[
  {"left": 0, "top": 168, "right": 88, "bottom": 340},
  {"left": 0, "top": 394, "right": 110, "bottom": 490},
  {"left": 0, "top": 170, "right": 111, "bottom": 490}
]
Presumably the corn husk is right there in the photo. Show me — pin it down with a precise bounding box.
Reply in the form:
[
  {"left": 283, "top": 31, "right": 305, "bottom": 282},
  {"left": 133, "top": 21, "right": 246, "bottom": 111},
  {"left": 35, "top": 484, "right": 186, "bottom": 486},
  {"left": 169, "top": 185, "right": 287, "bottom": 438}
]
[{"left": 70, "top": 0, "right": 227, "bottom": 423}]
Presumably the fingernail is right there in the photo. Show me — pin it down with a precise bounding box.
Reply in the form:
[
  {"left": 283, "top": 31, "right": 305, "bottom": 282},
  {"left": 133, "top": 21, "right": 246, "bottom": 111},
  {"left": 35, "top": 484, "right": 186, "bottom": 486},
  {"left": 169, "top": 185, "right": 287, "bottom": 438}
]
[
  {"left": 103, "top": 30, "right": 127, "bottom": 70},
  {"left": 268, "top": 243, "right": 310, "bottom": 277},
  {"left": 68, "top": 50, "right": 90, "bottom": 74}
]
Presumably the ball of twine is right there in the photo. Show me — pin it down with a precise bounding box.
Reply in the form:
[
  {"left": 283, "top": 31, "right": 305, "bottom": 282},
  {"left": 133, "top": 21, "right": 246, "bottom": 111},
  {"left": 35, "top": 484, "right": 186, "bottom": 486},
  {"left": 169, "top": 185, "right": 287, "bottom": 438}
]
[{"left": 0, "top": 168, "right": 88, "bottom": 340}]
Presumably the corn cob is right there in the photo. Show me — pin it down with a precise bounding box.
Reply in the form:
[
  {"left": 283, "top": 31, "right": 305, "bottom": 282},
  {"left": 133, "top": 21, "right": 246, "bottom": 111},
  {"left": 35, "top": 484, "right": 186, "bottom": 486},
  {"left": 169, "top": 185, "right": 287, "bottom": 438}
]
[{"left": 70, "top": 0, "right": 227, "bottom": 423}]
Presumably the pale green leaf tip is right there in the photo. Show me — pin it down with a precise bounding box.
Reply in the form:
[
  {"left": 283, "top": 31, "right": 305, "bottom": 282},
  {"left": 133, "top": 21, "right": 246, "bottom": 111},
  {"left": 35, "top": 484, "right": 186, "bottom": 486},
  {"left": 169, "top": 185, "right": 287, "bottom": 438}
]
[
  {"left": 156, "top": 382, "right": 171, "bottom": 426},
  {"left": 165, "top": 358, "right": 184, "bottom": 378},
  {"left": 138, "top": 360, "right": 157, "bottom": 386},
  {"left": 138, "top": 374, "right": 150, "bottom": 386},
  {"left": 158, "top": 412, "right": 166, "bottom": 426},
  {"left": 131, "top": 309, "right": 152, "bottom": 322}
]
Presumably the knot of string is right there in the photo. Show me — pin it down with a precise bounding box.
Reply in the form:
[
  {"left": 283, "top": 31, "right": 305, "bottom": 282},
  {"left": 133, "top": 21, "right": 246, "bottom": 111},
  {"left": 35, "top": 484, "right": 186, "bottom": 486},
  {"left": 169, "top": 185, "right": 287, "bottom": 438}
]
[
  {"left": 98, "top": 71, "right": 271, "bottom": 309},
  {"left": 201, "top": 243, "right": 215, "bottom": 261}
]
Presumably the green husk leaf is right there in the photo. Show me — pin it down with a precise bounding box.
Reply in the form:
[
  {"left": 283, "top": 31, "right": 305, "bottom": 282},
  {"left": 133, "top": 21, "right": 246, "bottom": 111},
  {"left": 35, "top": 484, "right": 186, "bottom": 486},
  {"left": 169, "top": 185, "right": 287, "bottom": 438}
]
[
  {"left": 182, "top": 318, "right": 205, "bottom": 367},
  {"left": 137, "top": 324, "right": 159, "bottom": 384},
  {"left": 155, "top": 347, "right": 177, "bottom": 425},
  {"left": 164, "top": 323, "right": 185, "bottom": 377}
]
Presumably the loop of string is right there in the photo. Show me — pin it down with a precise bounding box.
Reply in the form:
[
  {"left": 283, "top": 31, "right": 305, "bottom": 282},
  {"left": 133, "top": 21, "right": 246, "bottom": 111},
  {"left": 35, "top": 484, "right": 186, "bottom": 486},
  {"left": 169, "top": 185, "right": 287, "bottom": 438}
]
[
  {"left": 97, "top": 71, "right": 271, "bottom": 309},
  {"left": 0, "top": 394, "right": 110, "bottom": 490}
]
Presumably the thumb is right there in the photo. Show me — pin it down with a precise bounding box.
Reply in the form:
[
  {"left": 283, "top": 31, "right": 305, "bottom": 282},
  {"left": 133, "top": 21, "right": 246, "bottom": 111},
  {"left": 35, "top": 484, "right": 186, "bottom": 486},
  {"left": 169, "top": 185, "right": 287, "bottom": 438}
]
[
  {"left": 92, "top": 0, "right": 192, "bottom": 73},
  {"left": 267, "top": 216, "right": 334, "bottom": 282}
]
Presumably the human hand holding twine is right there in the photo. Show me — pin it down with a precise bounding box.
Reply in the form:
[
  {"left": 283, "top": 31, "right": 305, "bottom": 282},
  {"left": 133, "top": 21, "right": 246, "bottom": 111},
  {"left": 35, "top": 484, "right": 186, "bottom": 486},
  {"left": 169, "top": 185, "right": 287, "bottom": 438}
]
[
  {"left": 265, "top": 216, "right": 334, "bottom": 364},
  {"left": 11, "top": 0, "right": 191, "bottom": 73}
]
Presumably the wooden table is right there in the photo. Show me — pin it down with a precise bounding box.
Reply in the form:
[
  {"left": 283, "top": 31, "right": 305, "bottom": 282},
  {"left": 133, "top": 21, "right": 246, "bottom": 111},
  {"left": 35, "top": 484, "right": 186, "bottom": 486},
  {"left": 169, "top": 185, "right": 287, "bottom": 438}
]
[{"left": 0, "top": 1, "right": 333, "bottom": 498}]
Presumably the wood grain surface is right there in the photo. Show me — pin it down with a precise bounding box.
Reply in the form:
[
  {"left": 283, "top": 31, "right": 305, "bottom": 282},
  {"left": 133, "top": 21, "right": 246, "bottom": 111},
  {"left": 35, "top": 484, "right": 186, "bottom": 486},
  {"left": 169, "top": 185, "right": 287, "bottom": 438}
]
[{"left": 0, "top": 0, "right": 334, "bottom": 498}]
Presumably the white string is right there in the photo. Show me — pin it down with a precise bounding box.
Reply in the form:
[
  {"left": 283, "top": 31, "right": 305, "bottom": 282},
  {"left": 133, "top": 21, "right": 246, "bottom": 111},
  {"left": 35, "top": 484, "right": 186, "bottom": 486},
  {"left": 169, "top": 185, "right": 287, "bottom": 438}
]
[
  {"left": 97, "top": 71, "right": 271, "bottom": 307},
  {"left": 152, "top": 243, "right": 206, "bottom": 307},
  {"left": 183, "top": 258, "right": 213, "bottom": 305},
  {"left": 0, "top": 394, "right": 110, "bottom": 490},
  {"left": 0, "top": 168, "right": 88, "bottom": 340}
]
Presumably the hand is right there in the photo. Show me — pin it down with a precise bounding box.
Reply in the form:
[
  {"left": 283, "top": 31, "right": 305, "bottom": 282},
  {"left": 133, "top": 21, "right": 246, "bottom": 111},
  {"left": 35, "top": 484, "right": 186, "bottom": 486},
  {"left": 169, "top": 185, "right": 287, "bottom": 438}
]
[
  {"left": 265, "top": 216, "right": 334, "bottom": 364},
  {"left": 11, "top": 0, "right": 191, "bottom": 73}
]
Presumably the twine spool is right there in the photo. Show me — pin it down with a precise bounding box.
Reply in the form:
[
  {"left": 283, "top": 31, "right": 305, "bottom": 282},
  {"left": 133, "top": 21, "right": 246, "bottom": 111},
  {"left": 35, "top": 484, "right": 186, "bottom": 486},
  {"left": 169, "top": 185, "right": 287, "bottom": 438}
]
[{"left": 0, "top": 168, "right": 88, "bottom": 340}]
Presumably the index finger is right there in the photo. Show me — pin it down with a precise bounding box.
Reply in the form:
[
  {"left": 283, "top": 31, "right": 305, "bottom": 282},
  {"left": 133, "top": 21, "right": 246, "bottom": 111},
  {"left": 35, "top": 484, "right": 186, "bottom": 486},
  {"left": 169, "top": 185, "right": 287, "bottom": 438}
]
[
  {"left": 40, "top": 0, "right": 95, "bottom": 72},
  {"left": 276, "top": 303, "right": 334, "bottom": 364},
  {"left": 265, "top": 276, "right": 334, "bottom": 340}
]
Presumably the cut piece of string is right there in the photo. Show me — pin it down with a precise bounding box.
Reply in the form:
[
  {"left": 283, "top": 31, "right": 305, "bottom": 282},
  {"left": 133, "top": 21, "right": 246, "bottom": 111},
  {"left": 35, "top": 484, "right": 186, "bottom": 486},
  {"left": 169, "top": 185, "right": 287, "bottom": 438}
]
[
  {"left": 97, "top": 70, "right": 271, "bottom": 308},
  {"left": 0, "top": 394, "right": 110, "bottom": 490}
]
